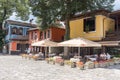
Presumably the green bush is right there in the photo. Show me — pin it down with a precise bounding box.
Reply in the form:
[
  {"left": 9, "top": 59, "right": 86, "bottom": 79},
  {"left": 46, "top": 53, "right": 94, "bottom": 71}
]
[{"left": 114, "top": 54, "right": 120, "bottom": 57}]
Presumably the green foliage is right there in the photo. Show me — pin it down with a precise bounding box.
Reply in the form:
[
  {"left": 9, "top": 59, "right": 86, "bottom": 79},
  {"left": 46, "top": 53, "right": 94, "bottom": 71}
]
[
  {"left": 114, "top": 54, "right": 120, "bottom": 58},
  {"left": 0, "top": 30, "right": 5, "bottom": 48},
  {"left": 29, "top": 0, "right": 115, "bottom": 40},
  {"left": 0, "top": 0, "right": 30, "bottom": 48},
  {"left": 0, "top": 0, "right": 30, "bottom": 22},
  {"left": 87, "top": 0, "right": 115, "bottom": 11}
]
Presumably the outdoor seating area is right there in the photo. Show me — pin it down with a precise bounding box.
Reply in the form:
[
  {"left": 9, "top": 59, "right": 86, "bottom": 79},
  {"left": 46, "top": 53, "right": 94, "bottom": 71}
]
[
  {"left": 20, "top": 37, "right": 120, "bottom": 71},
  {"left": 21, "top": 52, "right": 44, "bottom": 61},
  {"left": 45, "top": 54, "right": 120, "bottom": 70},
  {"left": 21, "top": 49, "right": 120, "bottom": 70}
]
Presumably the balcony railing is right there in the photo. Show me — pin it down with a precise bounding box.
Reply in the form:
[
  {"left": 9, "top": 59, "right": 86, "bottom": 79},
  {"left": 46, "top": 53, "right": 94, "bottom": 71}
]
[
  {"left": 103, "top": 31, "right": 120, "bottom": 41},
  {"left": 10, "top": 35, "right": 29, "bottom": 40}
]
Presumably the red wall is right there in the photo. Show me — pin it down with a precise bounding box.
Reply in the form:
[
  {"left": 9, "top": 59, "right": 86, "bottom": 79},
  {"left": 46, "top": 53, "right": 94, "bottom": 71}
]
[
  {"left": 51, "top": 27, "right": 65, "bottom": 42},
  {"left": 29, "top": 27, "right": 65, "bottom": 44},
  {"left": 29, "top": 29, "right": 40, "bottom": 44},
  {"left": 11, "top": 41, "right": 17, "bottom": 51}
]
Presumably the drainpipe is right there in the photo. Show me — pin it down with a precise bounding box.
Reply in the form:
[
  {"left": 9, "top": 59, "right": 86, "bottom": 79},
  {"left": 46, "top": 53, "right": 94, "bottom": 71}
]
[
  {"left": 102, "top": 18, "right": 106, "bottom": 53},
  {"left": 103, "top": 18, "right": 106, "bottom": 38},
  {"left": 116, "top": 16, "right": 118, "bottom": 31},
  {"left": 9, "top": 42, "right": 11, "bottom": 55}
]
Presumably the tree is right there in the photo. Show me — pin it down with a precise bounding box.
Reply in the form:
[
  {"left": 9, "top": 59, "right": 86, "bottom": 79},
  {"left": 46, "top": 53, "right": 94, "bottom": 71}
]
[
  {"left": 0, "top": 0, "right": 30, "bottom": 26},
  {"left": 0, "top": 0, "right": 30, "bottom": 49},
  {"left": 0, "top": 31, "right": 5, "bottom": 49},
  {"left": 29, "top": 0, "right": 115, "bottom": 40}
]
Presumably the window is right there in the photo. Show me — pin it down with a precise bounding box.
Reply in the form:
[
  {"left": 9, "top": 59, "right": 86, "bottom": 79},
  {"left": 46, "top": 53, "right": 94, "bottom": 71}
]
[
  {"left": 31, "top": 32, "right": 33, "bottom": 39},
  {"left": 61, "top": 36, "right": 64, "bottom": 41},
  {"left": 84, "top": 17, "right": 95, "bottom": 32},
  {"left": 25, "top": 44, "right": 29, "bottom": 49},
  {"left": 44, "top": 31, "right": 46, "bottom": 39},
  {"left": 33, "top": 32, "right": 37, "bottom": 40},
  {"left": 12, "top": 27, "right": 17, "bottom": 34},
  {"left": 18, "top": 28, "right": 23, "bottom": 35},
  {"left": 47, "top": 30, "right": 50, "bottom": 38},
  {"left": 26, "top": 31, "right": 29, "bottom": 35},
  {"left": 17, "top": 44, "right": 21, "bottom": 50},
  {"left": 26, "top": 28, "right": 29, "bottom": 35},
  {"left": 40, "top": 31, "right": 43, "bottom": 39}
]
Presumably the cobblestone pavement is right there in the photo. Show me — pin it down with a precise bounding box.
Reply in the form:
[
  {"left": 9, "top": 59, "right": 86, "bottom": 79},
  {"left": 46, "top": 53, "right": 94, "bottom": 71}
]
[{"left": 0, "top": 55, "right": 120, "bottom": 80}]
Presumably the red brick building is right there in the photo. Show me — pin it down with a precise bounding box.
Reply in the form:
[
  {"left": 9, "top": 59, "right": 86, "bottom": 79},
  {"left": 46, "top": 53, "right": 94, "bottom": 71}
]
[{"left": 28, "top": 26, "right": 65, "bottom": 54}]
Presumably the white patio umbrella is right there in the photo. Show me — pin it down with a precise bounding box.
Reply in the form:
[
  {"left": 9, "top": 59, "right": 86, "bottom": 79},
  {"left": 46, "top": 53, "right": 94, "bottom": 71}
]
[
  {"left": 31, "top": 39, "right": 58, "bottom": 57},
  {"left": 31, "top": 39, "right": 58, "bottom": 47},
  {"left": 58, "top": 37, "right": 101, "bottom": 47},
  {"left": 58, "top": 37, "right": 101, "bottom": 56}
]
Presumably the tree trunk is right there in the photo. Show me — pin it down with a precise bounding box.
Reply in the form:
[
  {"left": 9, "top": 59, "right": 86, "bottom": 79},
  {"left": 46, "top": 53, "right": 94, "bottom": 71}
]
[
  {"left": 64, "top": 1, "right": 71, "bottom": 40},
  {"left": 0, "top": 22, "right": 5, "bottom": 52},
  {"left": 0, "top": 23, "right": 2, "bottom": 30},
  {"left": 65, "top": 16, "right": 70, "bottom": 40}
]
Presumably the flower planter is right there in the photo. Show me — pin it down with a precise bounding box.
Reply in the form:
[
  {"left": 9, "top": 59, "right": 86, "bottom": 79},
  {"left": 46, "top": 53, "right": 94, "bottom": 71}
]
[
  {"left": 60, "top": 61, "right": 64, "bottom": 66},
  {"left": 47, "top": 57, "right": 54, "bottom": 64},
  {"left": 84, "top": 61, "right": 94, "bottom": 69},
  {"left": 94, "top": 61, "right": 99, "bottom": 68},
  {"left": 113, "top": 58, "right": 120, "bottom": 65},
  {"left": 99, "top": 62, "right": 105, "bottom": 68},
  {"left": 46, "top": 58, "right": 49, "bottom": 63},
  {"left": 108, "top": 59, "right": 114, "bottom": 66},
  {"left": 64, "top": 60, "right": 71, "bottom": 66},
  {"left": 76, "top": 62, "right": 84, "bottom": 70},
  {"left": 88, "top": 63, "right": 94, "bottom": 69},
  {"left": 71, "top": 62, "right": 76, "bottom": 68}
]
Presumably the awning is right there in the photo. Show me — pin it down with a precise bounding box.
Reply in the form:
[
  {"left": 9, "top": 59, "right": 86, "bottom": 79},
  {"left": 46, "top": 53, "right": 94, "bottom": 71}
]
[{"left": 97, "top": 41, "right": 120, "bottom": 46}]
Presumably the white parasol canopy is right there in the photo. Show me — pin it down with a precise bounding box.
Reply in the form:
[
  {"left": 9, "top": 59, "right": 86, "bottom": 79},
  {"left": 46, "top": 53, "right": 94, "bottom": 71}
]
[
  {"left": 31, "top": 39, "right": 58, "bottom": 47},
  {"left": 58, "top": 37, "right": 101, "bottom": 56},
  {"left": 58, "top": 37, "right": 101, "bottom": 47}
]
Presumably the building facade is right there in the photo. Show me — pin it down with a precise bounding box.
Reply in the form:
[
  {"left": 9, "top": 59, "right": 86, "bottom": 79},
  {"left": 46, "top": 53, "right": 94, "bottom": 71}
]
[
  {"left": 69, "top": 10, "right": 120, "bottom": 54},
  {"left": 3, "top": 20, "right": 36, "bottom": 55},
  {"left": 70, "top": 10, "right": 115, "bottom": 41},
  {"left": 28, "top": 26, "right": 65, "bottom": 55}
]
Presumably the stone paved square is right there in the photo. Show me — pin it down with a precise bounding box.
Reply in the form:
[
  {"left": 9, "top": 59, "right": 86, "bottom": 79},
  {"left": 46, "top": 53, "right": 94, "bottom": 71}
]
[{"left": 0, "top": 55, "right": 120, "bottom": 80}]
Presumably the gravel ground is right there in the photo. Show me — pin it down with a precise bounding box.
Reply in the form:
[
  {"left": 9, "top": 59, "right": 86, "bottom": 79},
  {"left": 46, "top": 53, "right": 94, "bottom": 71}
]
[{"left": 0, "top": 55, "right": 120, "bottom": 80}]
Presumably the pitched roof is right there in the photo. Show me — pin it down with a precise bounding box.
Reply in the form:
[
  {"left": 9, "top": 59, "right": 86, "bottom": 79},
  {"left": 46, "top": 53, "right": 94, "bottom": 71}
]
[
  {"left": 110, "top": 10, "right": 120, "bottom": 17},
  {"left": 110, "top": 10, "right": 120, "bottom": 15},
  {"left": 71, "top": 9, "right": 110, "bottom": 20},
  {"left": 6, "top": 20, "right": 37, "bottom": 28},
  {"left": 28, "top": 24, "right": 65, "bottom": 32},
  {"left": 28, "top": 27, "right": 40, "bottom": 31}
]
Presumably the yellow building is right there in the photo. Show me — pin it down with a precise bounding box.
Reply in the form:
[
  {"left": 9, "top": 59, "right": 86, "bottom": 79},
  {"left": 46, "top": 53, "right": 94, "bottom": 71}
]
[
  {"left": 69, "top": 10, "right": 120, "bottom": 55},
  {"left": 70, "top": 10, "right": 115, "bottom": 41}
]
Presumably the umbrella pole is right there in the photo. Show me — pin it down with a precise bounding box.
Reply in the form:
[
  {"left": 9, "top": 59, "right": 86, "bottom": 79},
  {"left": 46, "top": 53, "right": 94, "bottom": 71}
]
[
  {"left": 48, "top": 46, "right": 51, "bottom": 58},
  {"left": 45, "top": 47, "right": 47, "bottom": 58},
  {"left": 78, "top": 47, "right": 80, "bottom": 56}
]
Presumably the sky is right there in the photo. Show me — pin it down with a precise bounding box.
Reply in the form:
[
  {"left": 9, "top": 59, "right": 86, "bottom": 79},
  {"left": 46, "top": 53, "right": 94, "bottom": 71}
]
[
  {"left": 113, "top": 0, "right": 120, "bottom": 10},
  {"left": 9, "top": 12, "right": 37, "bottom": 24},
  {"left": 9, "top": 0, "right": 120, "bottom": 24}
]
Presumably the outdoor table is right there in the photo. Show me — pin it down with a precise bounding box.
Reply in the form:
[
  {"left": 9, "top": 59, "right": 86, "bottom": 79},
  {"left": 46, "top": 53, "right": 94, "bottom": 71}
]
[
  {"left": 89, "top": 58, "right": 96, "bottom": 61},
  {"left": 70, "top": 58, "right": 80, "bottom": 62}
]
